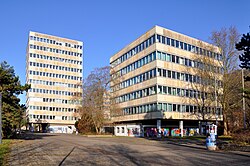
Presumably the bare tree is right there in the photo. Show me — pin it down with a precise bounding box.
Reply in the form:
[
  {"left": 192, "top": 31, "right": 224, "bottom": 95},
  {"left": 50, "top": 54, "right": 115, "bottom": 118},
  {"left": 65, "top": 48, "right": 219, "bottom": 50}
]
[
  {"left": 210, "top": 26, "right": 240, "bottom": 135},
  {"left": 226, "top": 70, "right": 245, "bottom": 132},
  {"left": 184, "top": 41, "right": 221, "bottom": 124},
  {"left": 109, "top": 67, "right": 123, "bottom": 118},
  {"left": 78, "top": 66, "right": 111, "bottom": 134}
]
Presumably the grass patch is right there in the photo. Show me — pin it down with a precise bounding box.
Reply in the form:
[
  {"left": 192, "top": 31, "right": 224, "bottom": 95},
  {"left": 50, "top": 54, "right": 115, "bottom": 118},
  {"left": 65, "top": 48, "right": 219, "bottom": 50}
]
[
  {"left": 218, "top": 135, "right": 233, "bottom": 143},
  {"left": 0, "top": 139, "right": 11, "bottom": 166}
]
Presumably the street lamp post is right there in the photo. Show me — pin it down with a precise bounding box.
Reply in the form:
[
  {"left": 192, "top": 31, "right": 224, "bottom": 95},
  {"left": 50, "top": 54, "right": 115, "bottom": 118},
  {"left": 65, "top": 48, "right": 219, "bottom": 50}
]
[
  {"left": 242, "top": 68, "right": 246, "bottom": 129},
  {"left": 215, "top": 77, "right": 218, "bottom": 126}
]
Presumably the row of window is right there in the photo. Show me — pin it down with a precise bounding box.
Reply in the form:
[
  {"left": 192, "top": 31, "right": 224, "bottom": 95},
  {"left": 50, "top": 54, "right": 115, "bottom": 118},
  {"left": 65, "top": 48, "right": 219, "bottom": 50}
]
[
  {"left": 28, "top": 114, "right": 78, "bottom": 121},
  {"left": 119, "top": 51, "right": 156, "bottom": 76},
  {"left": 118, "top": 50, "right": 222, "bottom": 77},
  {"left": 156, "top": 34, "right": 222, "bottom": 61},
  {"left": 29, "top": 35, "right": 82, "bottom": 49},
  {"left": 116, "top": 85, "right": 211, "bottom": 103},
  {"left": 156, "top": 51, "right": 222, "bottom": 74},
  {"left": 116, "top": 67, "right": 222, "bottom": 92},
  {"left": 29, "top": 61, "right": 82, "bottom": 73},
  {"left": 29, "top": 44, "right": 82, "bottom": 57},
  {"left": 28, "top": 70, "right": 82, "bottom": 81},
  {"left": 29, "top": 53, "right": 82, "bottom": 65},
  {"left": 29, "top": 79, "right": 80, "bottom": 89},
  {"left": 122, "top": 102, "right": 222, "bottom": 115},
  {"left": 116, "top": 127, "right": 125, "bottom": 134},
  {"left": 118, "top": 68, "right": 156, "bottom": 90},
  {"left": 111, "top": 35, "right": 155, "bottom": 67},
  {"left": 29, "top": 114, "right": 55, "bottom": 120},
  {"left": 111, "top": 33, "right": 222, "bottom": 68},
  {"left": 117, "top": 86, "right": 155, "bottom": 103},
  {"left": 62, "top": 116, "right": 77, "bottom": 121},
  {"left": 29, "top": 88, "right": 82, "bottom": 97},
  {"left": 157, "top": 68, "right": 222, "bottom": 87},
  {"left": 42, "top": 98, "right": 81, "bottom": 105},
  {"left": 29, "top": 105, "right": 79, "bottom": 112}
]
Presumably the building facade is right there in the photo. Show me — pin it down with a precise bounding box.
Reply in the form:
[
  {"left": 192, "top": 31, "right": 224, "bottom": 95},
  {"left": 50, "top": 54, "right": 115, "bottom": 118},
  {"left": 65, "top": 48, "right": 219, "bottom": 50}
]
[
  {"left": 26, "top": 31, "right": 83, "bottom": 133},
  {"left": 110, "top": 26, "right": 223, "bottom": 137}
]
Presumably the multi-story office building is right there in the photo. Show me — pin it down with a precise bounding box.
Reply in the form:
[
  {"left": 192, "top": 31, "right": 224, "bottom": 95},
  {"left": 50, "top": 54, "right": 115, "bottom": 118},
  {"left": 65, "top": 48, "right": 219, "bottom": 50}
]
[
  {"left": 110, "top": 26, "right": 223, "bottom": 137},
  {"left": 26, "top": 31, "right": 83, "bottom": 133}
]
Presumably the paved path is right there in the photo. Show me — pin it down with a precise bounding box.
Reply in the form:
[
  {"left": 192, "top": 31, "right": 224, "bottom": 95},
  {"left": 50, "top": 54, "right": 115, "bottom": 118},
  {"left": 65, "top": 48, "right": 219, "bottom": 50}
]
[{"left": 9, "top": 133, "right": 250, "bottom": 166}]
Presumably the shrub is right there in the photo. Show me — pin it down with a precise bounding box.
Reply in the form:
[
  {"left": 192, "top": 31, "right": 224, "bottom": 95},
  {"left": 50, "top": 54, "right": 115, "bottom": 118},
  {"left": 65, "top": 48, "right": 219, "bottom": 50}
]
[{"left": 232, "top": 129, "right": 250, "bottom": 144}]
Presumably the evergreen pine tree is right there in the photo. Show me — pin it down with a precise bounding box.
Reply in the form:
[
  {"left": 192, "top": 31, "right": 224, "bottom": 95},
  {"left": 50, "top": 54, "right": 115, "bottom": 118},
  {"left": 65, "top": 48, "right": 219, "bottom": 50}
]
[
  {"left": 237, "top": 32, "right": 250, "bottom": 90},
  {"left": 0, "top": 61, "right": 30, "bottom": 138},
  {"left": 237, "top": 32, "right": 250, "bottom": 70}
]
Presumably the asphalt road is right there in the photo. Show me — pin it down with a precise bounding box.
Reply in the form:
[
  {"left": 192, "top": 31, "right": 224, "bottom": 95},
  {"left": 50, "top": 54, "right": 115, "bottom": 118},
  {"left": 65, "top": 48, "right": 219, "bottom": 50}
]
[{"left": 9, "top": 133, "right": 250, "bottom": 166}]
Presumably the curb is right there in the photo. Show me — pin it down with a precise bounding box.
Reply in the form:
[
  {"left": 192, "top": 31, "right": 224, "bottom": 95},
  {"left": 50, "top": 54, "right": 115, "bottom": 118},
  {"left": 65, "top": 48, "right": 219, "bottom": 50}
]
[{"left": 228, "top": 151, "right": 250, "bottom": 157}]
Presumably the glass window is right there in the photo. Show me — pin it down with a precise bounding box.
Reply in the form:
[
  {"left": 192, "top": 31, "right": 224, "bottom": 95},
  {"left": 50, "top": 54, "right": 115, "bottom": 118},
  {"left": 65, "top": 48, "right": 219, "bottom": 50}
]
[
  {"left": 176, "top": 56, "right": 179, "bottom": 64},
  {"left": 184, "top": 43, "right": 187, "bottom": 50},
  {"left": 158, "top": 85, "right": 162, "bottom": 94},
  {"left": 162, "top": 52, "right": 166, "bottom": 61},
  {"left": 177, "top": 104, "right": 181, "bottom": 112},
  {"left": 167, "top": 54, "right": 171, "bottom": 61},
  {"left": 163, "top": 69, "right": 166, "bottom": 77},
  {"left": 158, "top": 68, "right": 162, "bottom": 76},
  {"left": 172, "top": 71, "right": 176, "bottom": 79},
  {"left": 172, "top": 55, "right": 175, "bottom": 63},
  {"left": 167, "top": 37, "right": 170, "bottom": 45},
  {"left": 168, "top": 104, "right": 172, "bottom": 112},
  {"left": 157, "top": 35, "right": 161, "bottom": 43},
  {"left": 173, "top": 104, "right": 176, "bottom": 112},
  {"left": 168, "top": 87, "right": 172, "bottom": 95},
  {"left": 177, "top": 88, "right": 181, "bottom": 96},
  {"left": 163, "top": 103, "right": 167, "bottom": 112},
  {"left": 162, "top": 36, "right": 165, "bottom": 44},
  {"left": 157, "top": 51, "right": 161, "bottom": 60},
  {"left": 188, "top": 44, "right": 191, "bottom": 51},
  {"left": 177, "top": 72, "right": 180, "bottom": 80},
  {"left": 171, "top": 39, "right": 175, "bottom": 47},
  {"left": 176, "top": 41, "right": 179, "bottom": 48},
  {"left": 172, "top": 88, "right": 176, "bottom": 95},
  {"left": 191, "top": 45, "right": 195, "bottom": 52},
  {"left": 180, "top": 42, "right": 183, "bottom": 49},
  {"left": 167, "top": 71, "right": 171, "bottom": 78},
  {"left": 185, "top": 58, "right": 188, "bottom": 66},
  {"left": 163, "top": 86, "right": 167, "bottom": 94}
]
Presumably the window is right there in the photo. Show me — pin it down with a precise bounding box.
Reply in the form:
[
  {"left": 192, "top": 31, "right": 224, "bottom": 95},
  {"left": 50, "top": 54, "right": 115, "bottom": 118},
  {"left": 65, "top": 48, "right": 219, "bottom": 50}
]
[
  {"left": 167, "top": 37, "right": 170, "bottom": 45},
  {"left": 173, "top": 104, "right": 176, "bottom": 112},
  {"left": 184, "top": 43, "right": 187, "bottom": 50},
  {"left": 176, "top": 56, "right": 179, "bottom": 64},
  {"left": 121, "top": 127, "right": 124, "bottom": 133},
  {"left": 167, "top": 71, "right": 171, "bottom": 78},
  {"left": 168, "top": 104, "right": 172, "bottom": 112},
  {"left": 167, "top": 54, "right": 171, "bottom": 61},
  {"left": 172, "top": 71, "right": 176, "bottom": 79},
  {"left": 163, "top": 86, "right": 167, "bottom": 94},
  {"left": 168, "top": 87, "right": 172, "bottom": 95},
  {"left": 176, "top": 41, "right": 179, "bottom": 48},
  {"left": 172, "top": 55, "right": 175, "bottom": 63},
  {"left": 180, "top": 42, "right": 183, "bottom": 49}
]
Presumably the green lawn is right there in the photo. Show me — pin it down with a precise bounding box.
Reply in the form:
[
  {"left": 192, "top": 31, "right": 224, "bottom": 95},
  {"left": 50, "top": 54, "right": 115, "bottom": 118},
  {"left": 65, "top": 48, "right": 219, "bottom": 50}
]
[{"left": 0, "top": 140, "right": 11, "bottom": 166}]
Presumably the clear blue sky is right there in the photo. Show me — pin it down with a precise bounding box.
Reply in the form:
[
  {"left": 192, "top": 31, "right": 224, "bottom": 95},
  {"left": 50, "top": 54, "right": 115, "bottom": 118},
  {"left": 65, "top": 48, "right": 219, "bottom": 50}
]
[{"left": 0, "top": 0, "right": 249, "bottom": 104}]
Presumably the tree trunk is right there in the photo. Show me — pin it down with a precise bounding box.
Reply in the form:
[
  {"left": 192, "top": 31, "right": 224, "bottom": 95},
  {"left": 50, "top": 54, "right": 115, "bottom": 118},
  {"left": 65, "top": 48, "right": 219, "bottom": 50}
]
[
  {"left": 95, "top": 126, "right": 99, "bottom": 134},
  {"left": 223, "top": 114, "right": 228, "bottom": 135}
]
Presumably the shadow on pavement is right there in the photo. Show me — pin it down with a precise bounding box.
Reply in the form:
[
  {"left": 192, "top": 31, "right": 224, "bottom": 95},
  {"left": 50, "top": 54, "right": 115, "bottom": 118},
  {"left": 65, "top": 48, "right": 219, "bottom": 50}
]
[
  {"left": 58, "top": 146, "right": 76, "bottom": 166},
  {"left": 60, "top": 144, "right": 170, "bottom": 165},
  {"left": 9, "top": 134, "right": 250, "bottom": 166},
  {"left": 14, "top": 131, "right": 57, "bottom": 140}
]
